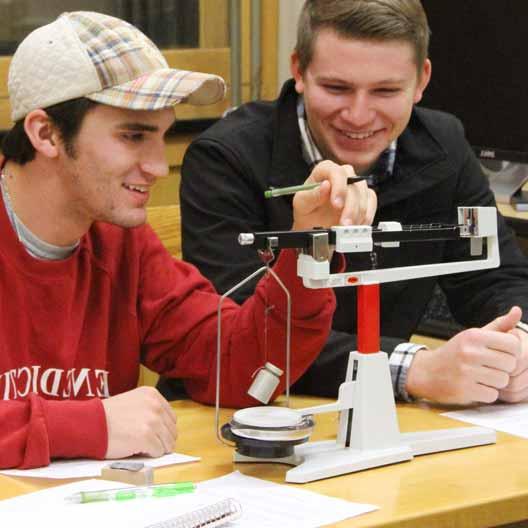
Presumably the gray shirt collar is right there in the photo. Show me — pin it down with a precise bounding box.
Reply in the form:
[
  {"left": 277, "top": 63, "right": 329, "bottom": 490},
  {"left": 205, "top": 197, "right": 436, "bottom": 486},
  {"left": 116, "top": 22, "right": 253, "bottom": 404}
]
[{"left": 0, "top": 174, "right": 78, "bottom": 260}]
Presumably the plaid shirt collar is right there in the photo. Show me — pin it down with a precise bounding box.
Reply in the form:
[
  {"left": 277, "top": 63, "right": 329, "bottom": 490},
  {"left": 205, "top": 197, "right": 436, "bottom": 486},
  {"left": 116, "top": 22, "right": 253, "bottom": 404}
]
[{"left": 297, "top": 96, "right": 397, "bottom": 187}]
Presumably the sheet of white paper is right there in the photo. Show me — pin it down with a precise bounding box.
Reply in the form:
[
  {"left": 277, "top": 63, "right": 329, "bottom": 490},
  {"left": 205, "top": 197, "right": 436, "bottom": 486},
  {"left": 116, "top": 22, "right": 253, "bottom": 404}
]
[
  {"left": 0, "top": 452, "right": 199, "bottom": 479},
  {"left": 200, "top": 471, "right": 378, "bottom": 528},
  {"left": 0, "top": 472, "right": 377, "bottom": 528},
  {"left": 0, "top": 479, "right": 230, "bottom": 528},
  {"left": 442, "top": 402, "right": 528, "bottom": 438}
]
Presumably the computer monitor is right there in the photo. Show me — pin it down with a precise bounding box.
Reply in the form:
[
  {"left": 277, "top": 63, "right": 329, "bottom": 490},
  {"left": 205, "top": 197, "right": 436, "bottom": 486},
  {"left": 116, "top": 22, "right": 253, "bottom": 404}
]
[{"left": 420, "top": 1, "right": 528, "bottom": 204}]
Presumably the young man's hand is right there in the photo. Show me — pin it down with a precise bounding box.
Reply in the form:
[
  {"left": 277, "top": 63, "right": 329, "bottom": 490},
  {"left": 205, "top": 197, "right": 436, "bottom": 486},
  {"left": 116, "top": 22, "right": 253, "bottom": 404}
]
[
  {"left": 292, "top": 160, "right": 377, "bottom": 231},
  {"left": 406, "top": 307, "right": 525, "bottom": 404},
  {"left": 102, "top": 386, "right": 177, "bottom": 459},
  {"left": 498, "top": 323, "right": 528, "bottom": 402}
]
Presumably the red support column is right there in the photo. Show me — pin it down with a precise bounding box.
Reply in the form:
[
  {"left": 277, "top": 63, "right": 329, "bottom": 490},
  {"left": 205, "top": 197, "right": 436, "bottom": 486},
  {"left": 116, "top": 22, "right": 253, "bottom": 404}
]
[{"left": 357, "top": 283, "right": 380, "bottom": 354}]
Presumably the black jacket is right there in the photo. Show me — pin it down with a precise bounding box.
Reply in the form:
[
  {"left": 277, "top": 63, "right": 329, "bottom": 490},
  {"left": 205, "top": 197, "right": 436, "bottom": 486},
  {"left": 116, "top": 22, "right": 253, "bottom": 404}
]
[{"left": 176, "top": 80, "right": 528, "bottom": 397}]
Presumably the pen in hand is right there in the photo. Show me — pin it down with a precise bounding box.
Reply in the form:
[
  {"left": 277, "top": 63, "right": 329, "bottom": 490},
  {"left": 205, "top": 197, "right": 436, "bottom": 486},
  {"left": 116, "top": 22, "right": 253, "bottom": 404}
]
[
  {"left": 264, "top": 176, "right": 370, "bottom": 198},
  {"left": 65, "top": 482, "right": 196, "bottom": 504}
]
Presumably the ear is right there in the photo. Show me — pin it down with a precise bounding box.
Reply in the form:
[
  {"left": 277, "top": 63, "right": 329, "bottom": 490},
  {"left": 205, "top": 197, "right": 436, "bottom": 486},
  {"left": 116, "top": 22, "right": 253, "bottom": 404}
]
[
  {"left": 290, "top": 51, "right": 305, "bottom": 95},
  {"left": 413, "top": 59, "right": 432, "bottom": 104},
  {"left": 23, "top": 110, "right": 61, "bottom": 159}
]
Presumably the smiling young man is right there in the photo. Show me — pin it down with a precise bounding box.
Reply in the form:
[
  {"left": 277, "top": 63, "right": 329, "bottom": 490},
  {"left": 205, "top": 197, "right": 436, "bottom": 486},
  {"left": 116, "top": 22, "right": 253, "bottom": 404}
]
[
  {"left": 292, "top": 32, "right": 429, "bottom": 174},
  {"left": 0, "top": 11, "right": 356, "bottom": 469},
  {"left": 173, "top": 0, "right": 528, "bottom": 406}
]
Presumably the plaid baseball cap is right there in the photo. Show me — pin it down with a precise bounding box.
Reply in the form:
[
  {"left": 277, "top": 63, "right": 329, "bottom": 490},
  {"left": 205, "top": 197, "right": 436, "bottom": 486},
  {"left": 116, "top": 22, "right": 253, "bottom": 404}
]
[{"left": 8, "top": 11, "right": 226, "bottom": 122}]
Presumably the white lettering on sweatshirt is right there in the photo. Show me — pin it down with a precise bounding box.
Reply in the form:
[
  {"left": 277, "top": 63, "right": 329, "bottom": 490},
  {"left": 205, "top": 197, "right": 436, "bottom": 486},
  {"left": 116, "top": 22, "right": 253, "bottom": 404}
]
[{"left": 0, "top": 367, "right": 110, "bottom": 400}]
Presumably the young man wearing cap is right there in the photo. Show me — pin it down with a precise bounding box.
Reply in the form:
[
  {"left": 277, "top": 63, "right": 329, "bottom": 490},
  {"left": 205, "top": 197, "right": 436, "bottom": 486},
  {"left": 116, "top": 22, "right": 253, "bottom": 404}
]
[
  {"left": 0, "top": 11, "right": 371, "bottom": 469},
  {"left": 174, "top": 0, "right": 528, "bottom": 406}
]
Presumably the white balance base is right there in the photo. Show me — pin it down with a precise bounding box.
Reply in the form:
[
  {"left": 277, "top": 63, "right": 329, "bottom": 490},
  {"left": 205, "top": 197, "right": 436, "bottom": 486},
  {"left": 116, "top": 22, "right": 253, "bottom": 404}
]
[
  {"left": 232, "top": 351, "right": 496, "bottom": 483},
  {"left": 233, "top": 424, "right": 495, "bottom": 483},
  {"left": 233, "top": 442, "right": 411, "bottom": 483},
  {"left": 286, "top": 441, "right": 412, "bottom": 483}
]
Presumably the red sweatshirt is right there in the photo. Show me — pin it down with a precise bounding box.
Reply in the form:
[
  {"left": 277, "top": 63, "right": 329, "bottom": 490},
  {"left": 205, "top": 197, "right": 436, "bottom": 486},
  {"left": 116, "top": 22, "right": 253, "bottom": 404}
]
[{"left": 0, "top": 194, "right": 335, "bottom": 469}]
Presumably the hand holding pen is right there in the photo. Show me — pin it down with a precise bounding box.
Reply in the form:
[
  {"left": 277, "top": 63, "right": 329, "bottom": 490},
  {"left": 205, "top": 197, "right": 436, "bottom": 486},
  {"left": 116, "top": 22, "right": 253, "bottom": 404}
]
[{"left": 286, "top": 160, "right": 378, "bottom": 231}]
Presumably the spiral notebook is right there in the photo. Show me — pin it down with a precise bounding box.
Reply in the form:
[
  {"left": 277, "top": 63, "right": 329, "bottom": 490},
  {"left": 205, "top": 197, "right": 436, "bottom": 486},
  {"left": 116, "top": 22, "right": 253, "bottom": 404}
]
[{"left": 146, "top": 497, "right": 242, "bottom": 528}]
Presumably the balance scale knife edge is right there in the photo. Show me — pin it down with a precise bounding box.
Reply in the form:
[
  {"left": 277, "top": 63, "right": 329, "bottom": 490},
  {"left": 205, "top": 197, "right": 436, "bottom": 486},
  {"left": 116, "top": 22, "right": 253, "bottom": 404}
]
[{"left": 216, "top": 206, "right": 498, "bottom": 484}]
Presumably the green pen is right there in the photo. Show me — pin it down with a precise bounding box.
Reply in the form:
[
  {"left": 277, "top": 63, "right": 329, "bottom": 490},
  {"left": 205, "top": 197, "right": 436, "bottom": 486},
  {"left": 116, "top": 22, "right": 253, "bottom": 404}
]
[
  {"left": 264, "top": 176, "right": 369, "bottom": 198},
  {"left": 65, "top": 482, "right": 196, "bottom": 504}
]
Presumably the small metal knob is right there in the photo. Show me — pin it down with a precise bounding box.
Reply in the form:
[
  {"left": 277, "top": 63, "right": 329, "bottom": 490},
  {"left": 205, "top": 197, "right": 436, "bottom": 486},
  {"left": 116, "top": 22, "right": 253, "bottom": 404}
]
[{"left": 238, "top": 233, "right": 255, "bottom": 245}]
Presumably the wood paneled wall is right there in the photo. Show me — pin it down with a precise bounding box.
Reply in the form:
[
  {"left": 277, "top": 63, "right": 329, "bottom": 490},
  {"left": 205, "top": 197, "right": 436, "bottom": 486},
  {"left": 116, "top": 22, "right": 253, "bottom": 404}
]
[{"left": 0, "top": 0, "right": 278, "bottom": 130}]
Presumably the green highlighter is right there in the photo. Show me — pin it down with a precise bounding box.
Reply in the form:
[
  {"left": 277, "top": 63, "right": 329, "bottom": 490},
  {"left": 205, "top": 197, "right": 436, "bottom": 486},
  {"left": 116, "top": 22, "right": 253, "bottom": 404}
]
[{"left": 65, "top": 482, "right": 196, "bottom": 504}]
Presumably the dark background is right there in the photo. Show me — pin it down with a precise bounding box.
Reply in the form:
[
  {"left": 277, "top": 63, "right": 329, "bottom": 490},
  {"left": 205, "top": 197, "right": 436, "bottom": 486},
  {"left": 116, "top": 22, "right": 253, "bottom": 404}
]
[{"left": 420, "top": 0, "right": 528, "bottom": 164}]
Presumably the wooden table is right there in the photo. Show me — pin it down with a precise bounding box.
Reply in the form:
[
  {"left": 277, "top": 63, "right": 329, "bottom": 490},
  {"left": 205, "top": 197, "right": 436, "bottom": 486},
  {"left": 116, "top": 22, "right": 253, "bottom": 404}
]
[
  {"left": 498, "top": 202, "right": 528, "bottom": 240},
  {"left": 498, "top": 202, "right": 528, "bottom": 221},
  {"left": 2, "top": 397, "right": 528, "bottom": 527}
]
